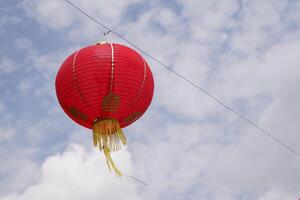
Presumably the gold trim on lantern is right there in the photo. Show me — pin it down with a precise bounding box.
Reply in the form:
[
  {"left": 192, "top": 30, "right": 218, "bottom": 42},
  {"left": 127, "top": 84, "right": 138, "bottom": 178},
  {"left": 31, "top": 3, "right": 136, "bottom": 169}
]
[
  {"left": 101, "top": 93, "right": 120, "bottom": 112},
  {"left": 124, "top": 112, "right": 142, "bottom": 124},
  {"left": 68, "top": 107, "right": 88, "bottom": 121}
]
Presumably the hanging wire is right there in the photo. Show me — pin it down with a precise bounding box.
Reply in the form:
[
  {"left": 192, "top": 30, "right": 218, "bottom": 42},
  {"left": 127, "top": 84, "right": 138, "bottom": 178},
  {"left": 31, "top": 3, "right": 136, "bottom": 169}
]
[
  {"left": 62, "top": 0, "right": 300, "bottom": 157},
  {"left": 124, "top": 175, "right": 149, "bottom": 186}
]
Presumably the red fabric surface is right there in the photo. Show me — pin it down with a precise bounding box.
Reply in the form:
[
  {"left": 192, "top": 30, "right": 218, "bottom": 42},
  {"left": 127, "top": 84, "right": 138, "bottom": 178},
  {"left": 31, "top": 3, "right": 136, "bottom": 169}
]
[{"left": 55, "top": 43, "right": 154, "bottom": 129}]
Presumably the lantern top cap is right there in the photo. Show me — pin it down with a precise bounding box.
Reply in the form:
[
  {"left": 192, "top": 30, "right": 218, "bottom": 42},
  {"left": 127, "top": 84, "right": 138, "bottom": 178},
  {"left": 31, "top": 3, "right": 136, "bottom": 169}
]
[{"left": 96, "top": 41, "right": 109, "bottom": 45}]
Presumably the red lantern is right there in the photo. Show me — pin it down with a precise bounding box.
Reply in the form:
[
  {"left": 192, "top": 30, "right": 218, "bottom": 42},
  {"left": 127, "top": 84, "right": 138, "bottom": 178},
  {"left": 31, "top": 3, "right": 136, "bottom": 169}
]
[{"left": 55, "top": 42, "right": 154, "bottom": 176}]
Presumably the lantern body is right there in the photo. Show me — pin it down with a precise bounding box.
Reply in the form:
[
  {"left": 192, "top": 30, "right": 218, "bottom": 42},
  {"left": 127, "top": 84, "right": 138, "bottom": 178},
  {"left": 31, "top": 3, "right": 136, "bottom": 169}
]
[{"left": 55, "top": 43, "right": 154, "bottom": 129}]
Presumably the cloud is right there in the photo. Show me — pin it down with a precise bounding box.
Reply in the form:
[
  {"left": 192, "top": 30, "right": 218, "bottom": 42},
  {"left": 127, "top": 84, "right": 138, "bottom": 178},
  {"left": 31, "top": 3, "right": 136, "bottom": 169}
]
[
  {"left": 20, "top": 0, "right": 76, "bottom": 30},
  {"left": 120, "top": 3, "right": 300, "bottom": 198},
  {"left": 1, "top": 0, "right": 300, "bottom": 200},
  {"left": 17, "top": 79, "right": 31, "bottom": 92},
  {"left": 0, "top": 127, "right": 15, "bottom": 142},
  {"left": 0, "top": 57, "right": 16, "bottom": 74},
  {"left": 0, "top": 144, "right": 140, "bottom": 200},
  {"left": 20, "top": 0, "right": 138, "bottom": 43},
  {"left": 258, "top": 189, "right": 298, "bottom": 200},
  {"left": 0, "top": 101, "right": 5, "bottom": 113},
  {"left": 0, "top": 15, "right": 21, "bottom": 28}
]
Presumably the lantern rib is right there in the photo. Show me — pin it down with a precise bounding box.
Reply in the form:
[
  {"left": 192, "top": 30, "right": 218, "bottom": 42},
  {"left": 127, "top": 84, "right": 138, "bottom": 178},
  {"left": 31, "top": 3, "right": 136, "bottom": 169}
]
[
  {"left": 120, "top": 71, "right": 135, "bottom": 118},
  {"left": 131, "top": 59, "right": 147, "bottom": 111},
  {"left": 109, "top": 43, "right": 115, "bottom": 94},
  {"left": 72, "top": 50, "right": 89, "bottom": 106},
  {"left": 139, "top": 59, "right": 147, "bottom": 99}
]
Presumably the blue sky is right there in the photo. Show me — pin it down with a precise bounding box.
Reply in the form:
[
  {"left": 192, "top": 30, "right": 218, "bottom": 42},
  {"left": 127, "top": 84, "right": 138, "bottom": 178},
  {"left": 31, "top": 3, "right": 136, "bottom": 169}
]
[{"left": 1, "top": 0, "right": 300, "bottom": 199}]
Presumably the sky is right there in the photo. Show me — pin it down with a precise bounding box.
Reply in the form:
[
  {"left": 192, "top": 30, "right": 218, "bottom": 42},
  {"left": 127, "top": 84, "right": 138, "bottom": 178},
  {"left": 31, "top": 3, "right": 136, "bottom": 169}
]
[{"left": 0, "top": 0, "right": 300, "bottom": 199}]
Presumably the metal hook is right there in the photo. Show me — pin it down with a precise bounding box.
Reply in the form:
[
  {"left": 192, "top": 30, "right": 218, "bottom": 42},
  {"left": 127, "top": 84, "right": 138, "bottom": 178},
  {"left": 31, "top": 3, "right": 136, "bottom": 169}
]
[
  {"left": 104, "top": 30, "right": 111, "bottom": 36},
  {"left": 103, "top": 30, "right": 111, "bottom": 42}
]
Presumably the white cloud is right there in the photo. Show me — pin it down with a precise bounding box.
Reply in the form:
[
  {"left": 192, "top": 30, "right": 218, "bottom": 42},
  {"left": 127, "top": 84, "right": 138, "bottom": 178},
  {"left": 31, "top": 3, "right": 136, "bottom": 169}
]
[
  {"left": 20, "top": 0, "right": 76, "bottom": 30},
  {"left": 123, "top": 4, "right": 300, "bottom": 198},
  {"left": 258, "top": 189, "right": 298, "bottom": 200},
  {"left": 0, "top": 144, "right": 140, "bottom": 200},
  {"left": 0, "top": 15, "right": 21, "bottom": 27},
  {"left": 15, "top": 37, "right": 70, "bottom": 80},
  {"left": 2, "top": 0, "right": 300, "bottom": 199},
  {"left": 17, "top": 79, "right": 31, "bottom": 92},
  {"left": 20, "top": 0, "right": 138, "bottom": 42},
  {"left": 0, "top": 127, "right": 15, "bottom": 142},
  {"left": 0, "top": 57, "right": 16, "bottom": 74},
  {"left": 0, "top": 151, "right": 38, "bottom": 196},
  {"left": 0, "top": 101, "right": 5, "bottom": 113},
  {"left": 14, "top": 37, "right": 78, "bottom": 107}
]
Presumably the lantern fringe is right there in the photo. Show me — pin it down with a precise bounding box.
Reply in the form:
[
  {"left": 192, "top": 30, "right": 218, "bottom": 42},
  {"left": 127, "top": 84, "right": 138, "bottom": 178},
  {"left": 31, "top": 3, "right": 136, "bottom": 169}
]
[{"left": 92, "top": 118, "right": 127, "bottom": 177}]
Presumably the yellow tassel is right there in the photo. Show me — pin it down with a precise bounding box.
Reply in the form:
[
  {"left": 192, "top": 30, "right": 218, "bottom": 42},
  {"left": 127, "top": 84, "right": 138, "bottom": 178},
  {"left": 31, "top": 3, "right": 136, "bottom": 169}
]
[
  {"left": 92, "top": 118, "right": 126, "bottom": 177},
  {"left": 103, "top": 146, "right": 122, "bottom": 177}
]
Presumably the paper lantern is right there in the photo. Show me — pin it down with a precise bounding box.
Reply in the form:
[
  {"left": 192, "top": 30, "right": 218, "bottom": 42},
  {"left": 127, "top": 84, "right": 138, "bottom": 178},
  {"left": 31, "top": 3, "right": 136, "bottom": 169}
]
[{"left": 55, "top": 42, "right": 154, "bottom": 176}]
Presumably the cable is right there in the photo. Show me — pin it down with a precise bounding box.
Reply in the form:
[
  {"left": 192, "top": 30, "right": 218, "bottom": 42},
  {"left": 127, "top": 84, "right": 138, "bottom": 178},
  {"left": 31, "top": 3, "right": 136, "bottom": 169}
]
[
  {"left": 62, "top": 0, "right": 300, "bottom": 157},
  {"left": 125, "top": 175, "right": 149, "bottom": 186}
]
